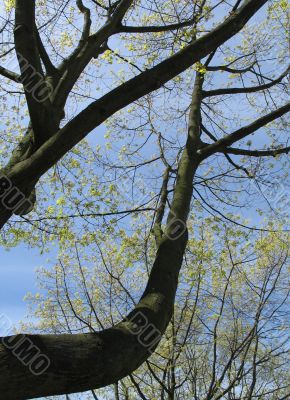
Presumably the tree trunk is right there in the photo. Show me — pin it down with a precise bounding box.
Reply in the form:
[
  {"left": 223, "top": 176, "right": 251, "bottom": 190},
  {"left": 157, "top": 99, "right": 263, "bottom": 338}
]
[{"left": 0, "top": 232, "right": 187, "bottom": 399}]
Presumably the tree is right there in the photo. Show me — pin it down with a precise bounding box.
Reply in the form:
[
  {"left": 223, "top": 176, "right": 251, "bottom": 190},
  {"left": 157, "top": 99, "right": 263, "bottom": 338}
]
[
  {"left": 22, "top": 220, "right": 290, "bottom": 400},
  {"left": 0, "top": 0, "right": 289, "bottom": 398}
]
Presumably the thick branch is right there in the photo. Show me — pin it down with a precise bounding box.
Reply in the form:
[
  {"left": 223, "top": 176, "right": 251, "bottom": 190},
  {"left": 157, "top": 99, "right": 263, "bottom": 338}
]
[
  {"left": 119, "top": 17, "right": 197, "bottom": 33},
  {"left": 0, "top": 65, "right": 20, "bottom": 82},
  {"left": 14, "top": 0, "right": 42, "bottom": 74},
  {"left": 35, "top": 28, "right": 58, "bottom": 75},
  {"left": 198, "top": 103, "right": 290, "bottom": 158},
  {"left": 14, "top": 0, "right": 47, "bottom": 136}
]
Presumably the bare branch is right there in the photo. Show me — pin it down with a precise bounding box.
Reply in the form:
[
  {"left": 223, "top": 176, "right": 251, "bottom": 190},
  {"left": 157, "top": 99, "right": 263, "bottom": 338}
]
[
  {"left": 76, "top": 0, "right": 92, "bottom": 41},
  {"left": 119, "top": 17, "right": 197, "bottom": 33},
  {"left": 202, "top": 67, "right": 289, "bottom": 98},
  {"left": 198, "top": 103, "right": 290, "bottom": 158},
  {"left": 224, "top": 145, "right": 290, "bottom": 157},
  {"left": 206, "top": 62, "right": 255, "bottom": 74}
]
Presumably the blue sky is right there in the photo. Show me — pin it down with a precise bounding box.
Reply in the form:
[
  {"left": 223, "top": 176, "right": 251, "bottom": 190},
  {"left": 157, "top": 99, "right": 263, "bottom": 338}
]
[{"left": 0, "top": 244, "right": 46, "bottom": 327}]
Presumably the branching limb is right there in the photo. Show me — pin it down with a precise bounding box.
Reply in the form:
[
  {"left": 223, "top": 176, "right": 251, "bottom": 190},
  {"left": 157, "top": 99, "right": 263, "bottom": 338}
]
[
  {"left": 202, "top": 67, "right": 289, "bottom": 98},
  {"left": 206, "top": 62, "right": 255, "bottom": 74},
  {"left": 198, "top": 102, "right": 290, "bottom": 159},
  {"left": 201, "top": 124, "right": 251, "bottom": 176},
  {"left": 55, "top": 0, "right": 134, "bottom": 109}
]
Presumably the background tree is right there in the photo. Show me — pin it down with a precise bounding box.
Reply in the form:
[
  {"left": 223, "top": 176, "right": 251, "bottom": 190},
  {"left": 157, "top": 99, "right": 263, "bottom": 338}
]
[{"left": 0, "top": 0, "right": 289, "bottom": 398}]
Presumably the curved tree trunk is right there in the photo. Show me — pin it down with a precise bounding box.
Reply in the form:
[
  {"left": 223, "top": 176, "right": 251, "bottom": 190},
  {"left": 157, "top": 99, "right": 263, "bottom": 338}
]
[
  {"left": 0, "top": 232, "right": 187, "bottom": 399},
  {"left": 0, "top": 72, "right": 203, "bottom": 399}
]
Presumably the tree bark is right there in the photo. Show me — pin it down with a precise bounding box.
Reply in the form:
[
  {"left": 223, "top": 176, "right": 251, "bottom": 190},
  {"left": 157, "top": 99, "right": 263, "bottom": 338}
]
[{"left": 0, "top": 205, "right": 12, "bottom": 229}]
